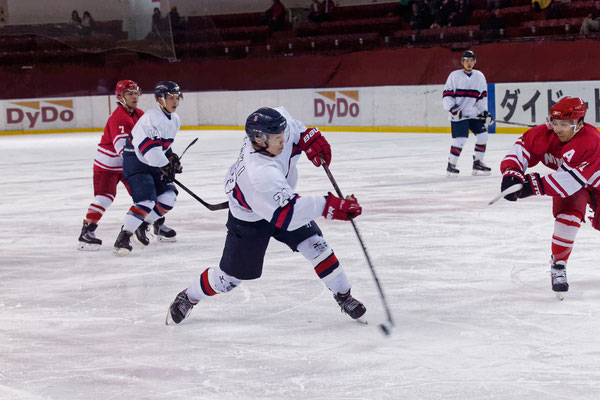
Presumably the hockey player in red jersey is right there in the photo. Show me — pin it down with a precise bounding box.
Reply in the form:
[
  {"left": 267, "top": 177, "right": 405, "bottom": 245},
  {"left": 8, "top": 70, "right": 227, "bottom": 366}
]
[
  {"left": 78, "top": 80, "right": 143, "bottom": 250},
  {"left": 499, "top": 96, "right": 600, "bottom": 297}
]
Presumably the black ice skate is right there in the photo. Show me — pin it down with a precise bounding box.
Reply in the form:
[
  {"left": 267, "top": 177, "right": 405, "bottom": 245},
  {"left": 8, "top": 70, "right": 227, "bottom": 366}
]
[
  {"left": 166, "top": 290, "right": 198, "bottom": 325},
  {"left": 472, "top": 159, "right": 491, "bottom": 176},
  {"left": 550, "top": 260, "right": 569, "bottom": 300},
  {"left": 154, "top": 217, "right": 177, "bottom": 243},
  {"left": 113, "top": 227, "right": 133, "bottom": 256},
  {"left": 133, "top": 222, "right": 151, "bottom": 247},
  {"left": 447, "top": 162, "right": 460, "bottom": 177},
  {"left": 334, "top": 290, "right": 367, "bottom": 323},
  {"left": 78, "top": 220, "right": 102, "bottom": 251}
]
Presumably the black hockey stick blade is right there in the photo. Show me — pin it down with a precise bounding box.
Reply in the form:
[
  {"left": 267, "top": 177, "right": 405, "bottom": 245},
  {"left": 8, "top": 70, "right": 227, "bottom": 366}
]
[
  {"left": 174, "top": 179, "right": 229, "bottom": 211},
  {"left": 179, "top": 138, "right": 198, "bottom": 159}
]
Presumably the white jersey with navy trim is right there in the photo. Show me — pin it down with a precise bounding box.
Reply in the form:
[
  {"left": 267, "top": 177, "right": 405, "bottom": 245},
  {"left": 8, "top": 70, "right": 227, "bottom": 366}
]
[
  {"left": 224, "top": 106, "right": 327, "bottom": 231},
  {"left": 128, "top": 107, "right": 181, "bottom": 167},
  {"left": 442, "top": 69, "right": 488, "bottom": 121}
]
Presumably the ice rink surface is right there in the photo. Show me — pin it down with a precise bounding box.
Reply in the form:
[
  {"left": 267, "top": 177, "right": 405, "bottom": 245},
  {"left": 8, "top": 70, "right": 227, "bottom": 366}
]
[{"left": 1, "top": 130, "right": 600, "bottom": 400}]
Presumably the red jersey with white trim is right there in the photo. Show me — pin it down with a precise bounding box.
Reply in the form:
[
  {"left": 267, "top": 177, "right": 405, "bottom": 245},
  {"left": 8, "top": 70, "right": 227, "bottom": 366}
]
[
  {"left": 93, "top": 104, "right": 143, "bottom": 172},
  {"left": 500, "top": 123, "right": 600, "bottom": 197},
  {"left": 224, "top": 106, "right": 327, "bottom": 231}
]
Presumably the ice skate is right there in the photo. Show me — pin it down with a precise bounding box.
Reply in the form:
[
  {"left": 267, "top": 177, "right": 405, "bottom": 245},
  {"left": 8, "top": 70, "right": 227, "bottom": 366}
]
[
  {"left": 334, "top": 290, "right": 367, "bottom": 324},
  {"left": 550, "top": 260, "right": 569, "bottom": 300},
  {"left": 113, "top": 227, "right": 133, "bottom": 256},
  {"left": 166, "top": 290, "right": 197, "bottom": 325},
  {"left": 154, "top": 217, "right": 177, "bottom": 243},
  {"left": 472, "top": 159, "right": 491, "bottom": 176},
  {"left": 447, "top": 162, "right": 460, "bottom": 177},
  {"left": 133, "top": 221, "right": 151, "bottom": 248},
  {"left": 77, "top": 220, "right": 102, "bottom": 251}
]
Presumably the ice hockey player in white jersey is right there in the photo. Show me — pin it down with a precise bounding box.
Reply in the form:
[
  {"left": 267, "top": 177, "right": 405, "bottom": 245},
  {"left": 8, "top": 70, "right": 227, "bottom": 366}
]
[
  {"left": 113, "top": 81, "right": 183, "bottom": 256},
  {"left": 166, "top": 107, "right": 367, "bottom": 326},
  {"left": 442, "top": 50, "right": 495, "bottom": 177}
]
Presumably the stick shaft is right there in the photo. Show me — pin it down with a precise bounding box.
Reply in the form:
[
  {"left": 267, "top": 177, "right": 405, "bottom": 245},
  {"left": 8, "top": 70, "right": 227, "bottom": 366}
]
[
  {"left": 320, "top": 157, "right": 394, "bottom": 327},
  {"left": 174, "top": 179, "right": 229, "bottom": 211}
]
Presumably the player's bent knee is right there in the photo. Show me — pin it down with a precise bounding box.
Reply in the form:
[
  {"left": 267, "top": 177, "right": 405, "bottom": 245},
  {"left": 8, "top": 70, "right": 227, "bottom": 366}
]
[{"left": 297, "top": 234, "right": 330, "bottom": 260}]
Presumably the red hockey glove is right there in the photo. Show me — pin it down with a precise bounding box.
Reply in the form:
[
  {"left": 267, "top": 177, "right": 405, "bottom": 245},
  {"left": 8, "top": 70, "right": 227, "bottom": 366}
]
[
  {"left": 298, "top": 127, "right": 331, "bottom": 167},
  {"left": 519, "top": 173, "right": 545, "bottom": 198},
  {"left": 501, "top": 169, "right": 525, "bottom": 201},
  {"left": 323, "top": 193, "right": 362, "bottom": 221},
  {"left": 449, "top": 105, "right": 462, "bottom": 121}
]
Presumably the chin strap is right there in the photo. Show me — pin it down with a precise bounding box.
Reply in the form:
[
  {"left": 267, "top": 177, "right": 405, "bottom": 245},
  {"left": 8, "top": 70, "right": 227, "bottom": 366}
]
[{"left": 251, "top": 141, "right": 276, "bottom": 157}]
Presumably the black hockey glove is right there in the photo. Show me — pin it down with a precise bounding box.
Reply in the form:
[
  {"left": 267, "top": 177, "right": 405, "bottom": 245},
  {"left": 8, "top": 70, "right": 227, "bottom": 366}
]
[
  {"left": 449, "top": 105, "right": 462, "bottom": 120},
  {"left": 501, "top": 169, "right": 525, "bottom": 201},
  {"left": 478, "top": 111, "right": 495, "bottom": 126},
  {"left": 520, "top": 173, "right": 545, "bottom": 198},
  {"left": 160, "top": 152, "right": 183, "bottom": 182}
]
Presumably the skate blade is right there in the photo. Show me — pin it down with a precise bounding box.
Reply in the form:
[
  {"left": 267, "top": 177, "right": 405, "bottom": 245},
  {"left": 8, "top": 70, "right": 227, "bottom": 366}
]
[
  {"left": 156, "top": 235, "right": 177, "bottom": 243},
  {"left": 165, "top": 309, "right": 175, "bottom": 325},
  {"left": 447, "top": 172, "right": 459, "bottom": 178},
  {"left": 472, "top": 170, "right": 491, "bottom": 176},
  {"left": 555, "top": 292, "right": 565, "bottom": 301},
  {"left": 355, "top": 316, "right": 368, "bottom": 325},
  {"left": 77, "top": 242, "right": 101, "bottom": 251},
  {"left": 113, "top": 247, "right": 131, "bottom": 257}
]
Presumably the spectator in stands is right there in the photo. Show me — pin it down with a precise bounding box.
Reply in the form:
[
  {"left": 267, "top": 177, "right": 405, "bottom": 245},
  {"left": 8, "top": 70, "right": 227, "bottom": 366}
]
[
  {"left": 410, "top": 2, "right": 431, "bottom": 30},
  {"left": 309, "top": 0, "right": 323, "bottom": 22},
  {"left": 169, "top": 6, "right": 183, "bottom": 30},
  {"left": 263, "top": 0, "right": 287, "bottom": 31},
  {"left": 449, "top": 0, "right": 472, "bottom": 26},
  {"left": 95, "top": 79, "right": 109, "bottom": 95},
  {"left": 431, "top": 0, "right": 455, "bottom": 28},
  {"left": 152, "top": 7, "right": 162, "bottom": 33},
  {"left": 81, "top": 11, "right": 95, "bottom": 36},
  {"left": 546, "top": 0, "right": 570, "bottom": 20},
  {"left": 532, "top": 0, "right": 551, "bottom": 13},
  {"left": 481, "top": 7, "right": 506, "bottom": 39},
  {"left": 70, "top": 10, "right": 82, "bottom": 29},
  {"left": 580, "top": 0, "right": 600, "bottom": 34},
  {"left": 321, "top": 0, "right": 336, "bottom": 21}
]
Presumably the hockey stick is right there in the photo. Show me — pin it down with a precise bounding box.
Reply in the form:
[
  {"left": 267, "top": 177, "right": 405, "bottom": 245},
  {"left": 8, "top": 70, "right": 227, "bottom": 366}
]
[
  {"left": 179, "top": 137, "right": 198, "bottom": 158},
  {"left": 488, "top": 183, "right": 523, "bottom": 205},
  {"left": 320, "top": 156, "right": 395, "bottom": 336},
  {"left": 495, "top": 120, "right": 536, "bottom": 128},
  {"left": 174, "top": 179, "right": 229, "bottom": 211}
]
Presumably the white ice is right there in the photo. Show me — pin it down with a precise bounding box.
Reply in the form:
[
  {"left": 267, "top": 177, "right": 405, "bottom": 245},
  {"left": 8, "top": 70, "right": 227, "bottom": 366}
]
[{"left": 1, "top": 130, "right": 600, "bottom": 400}]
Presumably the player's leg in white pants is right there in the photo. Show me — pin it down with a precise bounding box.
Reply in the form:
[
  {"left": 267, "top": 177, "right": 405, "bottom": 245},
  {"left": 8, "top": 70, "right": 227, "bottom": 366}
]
[
  {"left": 474, "top": 131, "right": 488, "bottom": 161},
  {"left": 448, "top": 136, "right": 467, "bottom": 165},
  {"left": 186, "top": 267, "right": 242, "bottom": 302},
  {"left": 297, "top": 234, "right": 351, "bottom": 295}
]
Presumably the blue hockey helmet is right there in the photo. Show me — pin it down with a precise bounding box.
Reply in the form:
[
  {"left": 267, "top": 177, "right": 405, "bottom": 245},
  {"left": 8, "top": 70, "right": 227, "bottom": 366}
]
[
  {"left": 153, "top": 80, "right": 183, "bottom": 101},
  {"left": 245, "top": 107, "right": 287, "bottom": 144}
]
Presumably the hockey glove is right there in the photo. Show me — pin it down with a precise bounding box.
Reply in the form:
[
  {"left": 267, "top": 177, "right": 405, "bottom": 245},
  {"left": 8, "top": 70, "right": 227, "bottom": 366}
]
[
  {"left": 160, "top": 152, "right": 183, "bottom": 182},
  {"left": 478, "top": 110, "right": 495, "bottom": 126},
  {"left": 501, "top": 169, "right": 525, "bottom": 201},
  {"left": 323, "top": 193, "right": 362, "bottom": 221},
  {"left": 298, "top": 127, "right": 332, "bottom": 167},
  {"left": 449, "top": 105, "right": 462, "bottom": 121},
  {"left": 520, "top": 173, "right": 545, "bottom": 199}
]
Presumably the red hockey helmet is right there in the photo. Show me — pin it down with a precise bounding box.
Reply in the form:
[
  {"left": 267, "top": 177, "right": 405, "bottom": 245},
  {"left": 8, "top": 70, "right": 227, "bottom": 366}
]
[
  {"left": 550, "top": 96, "right": 587, "bottom": 121},
  {"left": 115, "top": 80, "right": 140, "bottom": 97}
]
